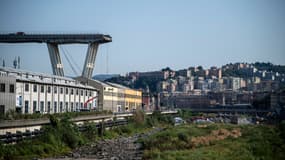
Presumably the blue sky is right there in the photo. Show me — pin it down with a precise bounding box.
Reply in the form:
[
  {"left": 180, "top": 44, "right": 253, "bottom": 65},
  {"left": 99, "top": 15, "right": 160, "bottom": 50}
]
[{"left": 0, "top": 0, "right": 285, "bottom": 76}]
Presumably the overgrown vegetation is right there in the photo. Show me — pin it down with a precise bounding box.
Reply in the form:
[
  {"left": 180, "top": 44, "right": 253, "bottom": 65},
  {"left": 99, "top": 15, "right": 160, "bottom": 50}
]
[
  {"left": 0, "top": 115, "right": 84, "bottom": 160},
  {"left": 142, "top": 122, "right": 285, "bottom": 160},
  {"left": 0, "top": 110, "right": 174, "bottom": 160},
  {"left": 176, "top": 109, "right": 194, "bottom": 119},
  {"left": 0, "top": 109, "right": 112, "bottom": 120},
  {"left": 2, "top": 109, "right": 285, "bottom": 160},
  {"left": 106, "top": 110, "right": 174, "bottom": 138}
]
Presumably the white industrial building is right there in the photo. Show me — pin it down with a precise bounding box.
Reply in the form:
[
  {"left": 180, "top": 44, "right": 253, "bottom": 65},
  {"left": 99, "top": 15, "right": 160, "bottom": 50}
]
[{"left": 0, "top": 67, "right": 98, "bottom": 114}]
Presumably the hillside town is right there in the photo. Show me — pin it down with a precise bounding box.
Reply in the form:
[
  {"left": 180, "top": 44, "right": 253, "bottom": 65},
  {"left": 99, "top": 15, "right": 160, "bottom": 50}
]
[{"left": 106, "top": 62, "right": 285, "bottom": 112}]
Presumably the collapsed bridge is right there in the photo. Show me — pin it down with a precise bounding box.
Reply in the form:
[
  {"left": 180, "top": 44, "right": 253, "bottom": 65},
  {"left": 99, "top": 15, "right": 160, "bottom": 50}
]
[{"left": 0, "top": 32, "right": 112, "bottom": 78}]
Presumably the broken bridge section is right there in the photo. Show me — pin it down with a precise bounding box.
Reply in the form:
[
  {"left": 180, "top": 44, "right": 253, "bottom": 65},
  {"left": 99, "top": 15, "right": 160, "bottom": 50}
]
[{"left": 0, "top": 33, "right": 112, "bottom": 78}]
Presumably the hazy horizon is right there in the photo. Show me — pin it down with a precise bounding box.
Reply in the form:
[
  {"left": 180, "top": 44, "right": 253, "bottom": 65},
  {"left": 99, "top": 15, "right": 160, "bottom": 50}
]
[{"left": 1, "top": 0, "right": 285, "bottom": 76}]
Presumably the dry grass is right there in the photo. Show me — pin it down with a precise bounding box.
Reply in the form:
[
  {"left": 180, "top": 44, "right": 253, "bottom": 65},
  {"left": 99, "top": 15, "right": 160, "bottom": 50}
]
[{"left": 191, "top": 128, "right": 241, "bottom": 148}]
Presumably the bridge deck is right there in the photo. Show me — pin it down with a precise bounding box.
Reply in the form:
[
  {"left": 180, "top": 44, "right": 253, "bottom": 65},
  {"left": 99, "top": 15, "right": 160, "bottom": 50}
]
[{"left": 0, "top": 33, "right": 112, "bottom": 44}]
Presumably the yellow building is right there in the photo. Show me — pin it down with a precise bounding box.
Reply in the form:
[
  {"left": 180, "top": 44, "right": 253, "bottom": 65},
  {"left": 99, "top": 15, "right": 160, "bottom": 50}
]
[
  {"left": 107, "top": 82, "right": 142, "bottom": 112},
  {"left": 124, "top": 88, "right": 142, "bottom": 111},
  {"left": 75, "top": 79, "right": 142, "bottom": 113}
]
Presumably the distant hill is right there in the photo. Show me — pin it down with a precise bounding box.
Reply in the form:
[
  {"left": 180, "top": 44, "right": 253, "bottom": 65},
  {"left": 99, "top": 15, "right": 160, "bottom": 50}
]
[{"left": 92, "top": 74, "right": 120, "bottom": 81}]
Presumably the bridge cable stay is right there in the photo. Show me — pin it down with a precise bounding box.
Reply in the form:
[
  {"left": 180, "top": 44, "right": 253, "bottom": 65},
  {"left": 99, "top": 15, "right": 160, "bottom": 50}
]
[
  {"left": 61, "top": 46, "right": 81, "bottom": 72},
  {"left": 60, "top": 46, "right": 79, "bottom": 76}
]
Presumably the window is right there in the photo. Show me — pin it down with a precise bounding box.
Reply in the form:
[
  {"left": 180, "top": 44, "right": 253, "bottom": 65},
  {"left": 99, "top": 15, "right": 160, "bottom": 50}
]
[
  {"left": 71, "top": 89, "right": 74, "bottom": 95},
  {"left": 65, "top": 102, "right": 69, "bottom": 112},
  {"left": 85, "top": 90, "right": 88, "bottom": 96},
  {"left": 76, "top": 102, "right": 79, "bottom": 110},
  {"left": 40, "top": 101, "right": 44, "bottom": 113},
  {"left": 40, "top": 85, "right": 44, "bottom": 93},
  {"left": 0, "top": 83, "right": 5, "bottom": 92},
  {"left": 47, "top": 86, "right": 51, "bottom": 93},
  {"left": 71, "top": 102, "right": 74, "bottom": 111},
  {"left": 9, "top": 84, "right": 14, "bottom": 93},
  {"left": 60, "top": 87, "right": 63, "bottom": 94},
  {"left": 33, "top": 84, "right": 37, "bottom": 92},
  {"left": 24, "top": 100, "right": 29, "bottom": 113},
  {"left": 0, "top": 105, "right": 5, "bottom": 115},
  {"left": 33, "top": 101, "right": 37, "bottom": 113},
  {"left": 25, "top": 83, "right": 29, "bottom": 92},
  {"left": 60, "top": 102, "right": 63, "bottom": 112},
  {"left": 54, "top": 86, "right": 57, "bottom": 94},
  {"left": 76, "top": 89, "right": 79, "bottom": 95},
  {"left": 89, "top": 91, "right": 92, "bottom": 96},
  {"left": 81, "top": 90, "right": 83, "bottom": 96},
  {"left": 65, "top": 88, "right": 68, "bottom": 94},
  {"left": 80, "top": 102, "right": 83, "bottom": 108},
  {"left": 47, "top": 101, "right": 51, "bottom": 113},
  {"left": 54, "top": 102, "right": 57, "bottom": 113}
]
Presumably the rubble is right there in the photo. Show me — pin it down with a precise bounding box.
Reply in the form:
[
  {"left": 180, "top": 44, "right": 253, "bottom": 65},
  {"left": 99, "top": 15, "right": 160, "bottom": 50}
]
[{"left": 41, "top": 128, "right": 161, "bottom": 160}]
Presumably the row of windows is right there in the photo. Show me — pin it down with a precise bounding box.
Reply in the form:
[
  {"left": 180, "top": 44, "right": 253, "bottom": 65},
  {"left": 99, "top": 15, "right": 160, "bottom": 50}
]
[
  {"left": 104, "top": 91, "right": 141, "bottom": 99},
  {"left": 24, "top": 100, "right": 93, "bottom": 113},
  {"left": 24, "top": 83, "right": 93, "bottom": 96},
  {"left": 0, "top": 83, "right": 15, "bottom": 93}
]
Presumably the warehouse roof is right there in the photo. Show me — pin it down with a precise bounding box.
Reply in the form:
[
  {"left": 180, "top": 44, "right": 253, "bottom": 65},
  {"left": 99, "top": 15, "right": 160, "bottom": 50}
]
[{"left": 0, "top": 67, "right": 97, "bottom": 90}]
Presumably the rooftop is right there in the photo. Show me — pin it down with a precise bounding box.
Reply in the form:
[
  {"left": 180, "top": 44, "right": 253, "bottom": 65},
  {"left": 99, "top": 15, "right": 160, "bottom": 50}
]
[{"left": 0, "top": 67, "right": 97, "bottom": 90}]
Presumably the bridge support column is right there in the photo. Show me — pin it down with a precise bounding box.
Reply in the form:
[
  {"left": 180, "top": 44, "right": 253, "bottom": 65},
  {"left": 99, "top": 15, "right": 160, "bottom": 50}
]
[
  {"left": 82, "top": 43, "right": 99, "bottom": 79},
  {"left": 47, "top": 43, "right": 64, "bottom": 76}
]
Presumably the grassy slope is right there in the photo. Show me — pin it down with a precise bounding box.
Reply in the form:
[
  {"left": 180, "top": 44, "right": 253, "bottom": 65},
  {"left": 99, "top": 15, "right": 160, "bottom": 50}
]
[{"left": 142, "top": 124, "right": 285, "bottom": 160}]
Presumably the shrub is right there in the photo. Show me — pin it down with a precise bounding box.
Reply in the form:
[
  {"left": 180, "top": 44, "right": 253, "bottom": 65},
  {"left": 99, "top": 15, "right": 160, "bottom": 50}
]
[
  {"left": 178, "top": 132, "right": 188, "bottom": 142},
  {"left": 83, "top": 122, "right": 98, "bottom": 141},
  {"left": 146, "top": 116, "right": 157, "bottom": 127},
  {"left": 133, "top": 110, "right": 145, "bottom": 125}
]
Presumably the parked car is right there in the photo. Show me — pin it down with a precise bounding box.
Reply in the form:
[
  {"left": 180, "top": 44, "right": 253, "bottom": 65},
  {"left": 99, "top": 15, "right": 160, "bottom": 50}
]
[{"left": 174, "top": 117, "right": 185, "bottom": 126}]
